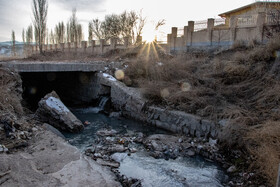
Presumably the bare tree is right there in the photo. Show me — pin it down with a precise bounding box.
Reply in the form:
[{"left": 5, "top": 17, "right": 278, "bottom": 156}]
[
  {"left": 155, "top": 19, "right": 166, "bottom": 31},
  {"left": 88, "top": 22, "right": 93, "bottom": 42},
  {"left": 91, "top": 10, "right": 146, "bottom": 44},
  {"left": 119, "top": 11, "right": 138, "bottom": 44},
  {"left": 32, "top": 0, "right": 48, "bottom": 54},
  {"left": 134, "top": 10, "right": 146, "bottom": 43},
  {"left": 69, "top": 9, "right": 78, "bottom": 43},
  {"left": 26, "top": 25, "right": 33, "bottom": 45},
  {"left": 11, "top": 30, "right": 16, "bottom": 56},
  {"left": 55, "top": 21, "right": 65, "bottom": 44},
  {"left": 49, "top": 29, "right": 55, "bottom": 44},
  {"left": 66, "top": 9, "right": 83, "bottom": 44},
  {"left": 66, "top": 23, "right": 71, "bottom": 43},
  {"left": 102, "top": 14, "right": 122, "bottom": 41},
  {"left": 45, "top": 28, "right": 49, "bottom": 45},
  {"left": 22, "top": 29, "right": 25, "bottom": 44},
  {"left": 77, "top": 24, "right": 83, "bottom": 43},
  {"left": 92, "top": 19, "right": 105, "bottom": 40},
  {"left": 34, "top": 26, "right": 39, "bottom": 47}
]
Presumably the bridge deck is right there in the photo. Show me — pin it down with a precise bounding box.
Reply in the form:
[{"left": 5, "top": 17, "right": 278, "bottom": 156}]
[{"left": 0, "top": 61, "right": 107, "bottom": 72}]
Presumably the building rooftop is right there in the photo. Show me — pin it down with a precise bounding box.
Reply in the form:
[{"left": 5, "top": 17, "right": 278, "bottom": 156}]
[{"left": 219, "top": 1, "right": 280, "bottom": 18}]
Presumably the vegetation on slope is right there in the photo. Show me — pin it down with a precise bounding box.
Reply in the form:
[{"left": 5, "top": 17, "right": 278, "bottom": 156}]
[{"left": 123, "top": 38, "right": 280, "bottom": 185}]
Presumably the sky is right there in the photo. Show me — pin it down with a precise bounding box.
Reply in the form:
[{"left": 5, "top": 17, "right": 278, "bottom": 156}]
[{"left": 0, "top": 0, "right": 255, "bottom": 42}]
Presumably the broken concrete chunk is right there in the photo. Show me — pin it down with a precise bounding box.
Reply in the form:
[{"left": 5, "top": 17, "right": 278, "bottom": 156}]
[{"left": 36, "top": 91, "right": 84, "bottom": 132}]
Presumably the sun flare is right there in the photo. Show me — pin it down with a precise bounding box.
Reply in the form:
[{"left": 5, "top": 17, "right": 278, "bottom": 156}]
[{"left": 142, "top": 32, "right": 156, "bottom": 43}]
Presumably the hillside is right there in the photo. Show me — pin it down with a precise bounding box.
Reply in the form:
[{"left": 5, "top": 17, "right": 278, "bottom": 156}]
[{"left": 121, "top": 39, "right": 280, "bottom": 186}]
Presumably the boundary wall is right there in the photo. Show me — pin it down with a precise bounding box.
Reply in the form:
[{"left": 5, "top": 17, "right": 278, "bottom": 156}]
[{"left": 167, "top": 12, "right": 270, "bottom": 52}]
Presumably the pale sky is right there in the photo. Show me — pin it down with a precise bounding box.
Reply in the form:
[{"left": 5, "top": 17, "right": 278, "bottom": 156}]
[{"left": 0, "top": 0, "right": 254, "bottom": 42}]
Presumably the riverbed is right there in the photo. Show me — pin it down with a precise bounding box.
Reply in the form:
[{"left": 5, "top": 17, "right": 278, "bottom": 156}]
[{"left": 63, "top": 107, "right": 227, "bottom": 187}]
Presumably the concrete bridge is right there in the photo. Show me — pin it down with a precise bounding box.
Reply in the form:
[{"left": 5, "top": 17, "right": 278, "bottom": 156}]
[
  {"left": 0, "top": 60, "right": 122, "bottom": 108},
  {"left": 0, "top": 61, "right": 108, "bottom": 72}
]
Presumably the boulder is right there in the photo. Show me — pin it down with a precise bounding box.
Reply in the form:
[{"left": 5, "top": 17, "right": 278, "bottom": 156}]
[{"left": 36, "top": 91, "right": 84, "bottom": 132}]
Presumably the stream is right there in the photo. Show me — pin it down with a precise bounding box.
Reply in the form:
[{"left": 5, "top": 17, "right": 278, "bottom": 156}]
[{"left": 63, "top": 107, "right": 227, "bottom": 187}]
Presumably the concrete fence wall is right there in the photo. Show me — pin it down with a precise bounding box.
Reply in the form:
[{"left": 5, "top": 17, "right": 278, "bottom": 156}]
[
  {"left": 27, "top": 36, "right": 140, "bottom": 55},
  {"left": 167, "top": 12, "right": 269, "bottom": 52}
]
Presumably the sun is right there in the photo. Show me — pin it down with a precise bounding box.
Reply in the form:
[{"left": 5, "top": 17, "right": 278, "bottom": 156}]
[
  {"left": 142, "top": 24, "right": 157, "bottom": 43},
  {"left": 142, "top": 32, "right": 156, "bottom": 43}
]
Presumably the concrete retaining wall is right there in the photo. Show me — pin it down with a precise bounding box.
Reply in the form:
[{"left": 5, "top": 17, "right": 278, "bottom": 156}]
[{"left": 97, "top": 73, "right": 220, "bottom": 139}]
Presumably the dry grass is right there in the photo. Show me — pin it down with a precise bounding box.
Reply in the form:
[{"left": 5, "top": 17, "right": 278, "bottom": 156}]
[
  {"left": 246, "top": 121, "right": 280, "bottom": 185},
  {"left": 123, "top": 37, "right": 280, "bottom": 185}
]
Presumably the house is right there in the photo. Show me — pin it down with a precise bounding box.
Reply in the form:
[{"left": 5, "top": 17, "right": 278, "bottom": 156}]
[
  {"left": 167, "top": 1, "right": 280, "bottom": 52},
  {"left": 219, "top": 1, "right": 280, "bottom": 28}
]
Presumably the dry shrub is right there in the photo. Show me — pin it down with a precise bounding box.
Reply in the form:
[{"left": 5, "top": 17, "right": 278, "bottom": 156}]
[
  {"left": 219, "top": 118, "right": 249, "bottom": 148},
  {"left": 222, "top": 63, "right": 250, "bottom": 84},
  {"left": 124, "top": 54, "right": 200, "bottom": 86},
  {"left": 266, "top": 35, "right": 280, "bottom": 52},
  {"left": 245, "top": 121, "right": 280, "bottom": 185}
]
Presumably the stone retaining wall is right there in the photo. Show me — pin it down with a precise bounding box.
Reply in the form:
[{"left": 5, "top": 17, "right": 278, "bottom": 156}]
[{"left": 97, "top": 73, "right": 220, "bottom": 139}]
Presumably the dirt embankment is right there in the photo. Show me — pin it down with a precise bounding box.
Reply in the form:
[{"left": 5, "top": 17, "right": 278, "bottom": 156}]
[{"left": 0, "top": 66, "right": 120, "bottom": 186}]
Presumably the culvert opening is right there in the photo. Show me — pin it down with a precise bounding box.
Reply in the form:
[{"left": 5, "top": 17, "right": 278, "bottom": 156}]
[{"left": 20, "top": 71, "right": 102, "bottom": 110}]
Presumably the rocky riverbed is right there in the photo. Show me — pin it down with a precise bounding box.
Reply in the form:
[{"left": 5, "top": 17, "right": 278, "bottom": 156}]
[{"left": 64, "top": 109, "right": 229, "bottom": 186}]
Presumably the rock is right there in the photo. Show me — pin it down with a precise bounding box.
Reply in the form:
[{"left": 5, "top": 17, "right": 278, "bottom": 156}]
[
  {"left": 108, "top": 145, "right": 127, "bottom": 153},
  {"left": 186, "top": 149, "right": 195, "bottom": 156},
  {"left": 150, "top": 151, "right": 164, "bottom": 159},
  {"left": 96, "top": 158, "right": 120, "bottom": 168},
  {"left": 111, "top": 153, "right": 128, "bottom": 162},
  {"left": 96, "top": 129, "right": 117, "bottom": 136},
  {"left": 227, "top": 165, "right": 237, "bottom": 173},
  {"left": 209, "top": 138, "right": 217, "bottom": 146},
  {"left": 129, "top": 148, "right": 137, "bottom": 153},
  {"left": 109, "top": 112, "right": 121, "bottom": 118},
  {"left": 42, "top": 123, "right": 65, "bottom": 139},
  {"left": 134, "top": 132, "right": 144, "bottom": 143},
  {"left": 151, "top": 140, "right": 164, "bottom": 152},
  {"left": 36, "top": 91, "right": 84, "bottom": 132},
  {"left": 32, "top": 127, "right": 38, "bottom": 132},
  {"left": 178, "top": 138, "right": 183, "bottom": 143},
  {"left": 93, "top": 153, "right": 103, "bottom": 158}
]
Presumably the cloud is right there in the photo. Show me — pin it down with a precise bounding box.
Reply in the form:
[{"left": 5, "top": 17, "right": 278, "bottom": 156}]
[
  {"left": 0, "top": 0, "right": 32, "bottom": 41},
  {"left": 52, "top": 0, "right": 106, "bottom": 12}
]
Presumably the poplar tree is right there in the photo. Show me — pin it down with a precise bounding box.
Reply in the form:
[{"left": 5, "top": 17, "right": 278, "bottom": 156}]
[{"left": 32, "top": 0, "right": 48, "bottom": 54}]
